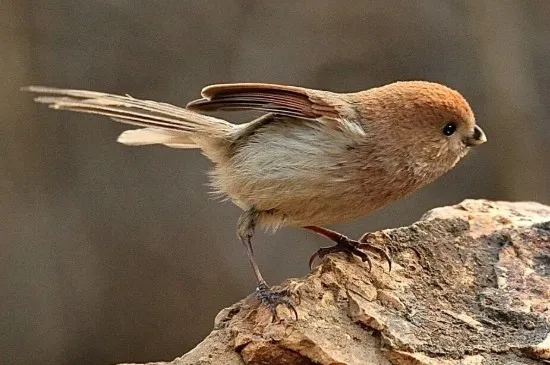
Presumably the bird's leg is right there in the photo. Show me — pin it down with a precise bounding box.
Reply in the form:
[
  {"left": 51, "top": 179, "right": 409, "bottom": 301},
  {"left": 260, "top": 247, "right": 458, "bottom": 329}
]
[
  {"left": 237, "top": 208, "right": 298, "bottom": 320},
  {"left": 304, "top": 225, "right": 391, "bottom": 271}
]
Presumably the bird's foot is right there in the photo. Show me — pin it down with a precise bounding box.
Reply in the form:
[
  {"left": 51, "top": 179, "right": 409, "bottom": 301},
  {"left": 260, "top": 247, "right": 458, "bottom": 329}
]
[
  {"left": 309, "top": 234, "right": 392, "bottom": 271},
  {"left": 255, "top": 282, "right": 298, "bottom": 321}
]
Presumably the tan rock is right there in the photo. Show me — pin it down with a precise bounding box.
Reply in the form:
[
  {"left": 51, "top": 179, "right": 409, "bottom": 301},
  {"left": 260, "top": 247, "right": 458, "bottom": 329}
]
[{"left": 120, "top": 200, "right": 550, "bottom": 365}]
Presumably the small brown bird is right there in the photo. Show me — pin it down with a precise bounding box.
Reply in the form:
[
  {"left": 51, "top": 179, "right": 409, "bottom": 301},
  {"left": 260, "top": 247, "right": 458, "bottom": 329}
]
[{"left": 25, "top": 81, "right": 486, "bottom": 317}]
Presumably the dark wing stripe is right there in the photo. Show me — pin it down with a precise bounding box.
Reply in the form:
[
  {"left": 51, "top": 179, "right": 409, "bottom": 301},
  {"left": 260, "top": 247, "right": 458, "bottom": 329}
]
[{"left": 186, "top": 85, "right": 335, "bottom": 119}]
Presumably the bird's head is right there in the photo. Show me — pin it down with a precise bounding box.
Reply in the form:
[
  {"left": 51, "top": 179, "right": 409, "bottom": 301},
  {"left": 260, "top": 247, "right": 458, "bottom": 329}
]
[{"left": 360, "top": 81, "right": 486, "bottom": 177}]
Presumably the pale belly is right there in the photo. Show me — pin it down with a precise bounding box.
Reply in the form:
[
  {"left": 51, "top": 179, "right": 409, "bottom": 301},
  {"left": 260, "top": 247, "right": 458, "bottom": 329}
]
[{"left": 209, "top": 124, "right": 421, "bottom": 229}]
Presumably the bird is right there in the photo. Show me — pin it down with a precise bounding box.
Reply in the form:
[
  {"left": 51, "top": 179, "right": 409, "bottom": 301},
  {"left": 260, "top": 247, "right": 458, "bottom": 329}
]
[{"left": 24, "top": 81, "right": 486, "bottom": 318}]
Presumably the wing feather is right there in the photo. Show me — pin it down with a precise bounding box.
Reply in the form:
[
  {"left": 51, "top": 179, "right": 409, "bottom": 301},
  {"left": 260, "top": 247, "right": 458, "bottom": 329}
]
[{"left": 187, "top": 83, "right": 348, "bottom": 120}]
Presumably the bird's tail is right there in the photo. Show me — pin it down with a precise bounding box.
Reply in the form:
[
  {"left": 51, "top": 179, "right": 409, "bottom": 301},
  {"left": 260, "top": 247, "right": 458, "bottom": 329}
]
[{"left": 23, "top": 86, "right": 235, "bottom": 148}]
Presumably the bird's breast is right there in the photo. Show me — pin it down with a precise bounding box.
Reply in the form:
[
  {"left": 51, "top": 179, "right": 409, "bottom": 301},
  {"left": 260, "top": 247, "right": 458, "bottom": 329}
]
[{"left": 210, "top": 120, "right": 439, "bottom": 228}]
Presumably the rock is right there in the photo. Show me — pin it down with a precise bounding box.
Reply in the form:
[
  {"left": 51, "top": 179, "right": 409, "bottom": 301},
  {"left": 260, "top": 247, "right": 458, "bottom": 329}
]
[{"left": 120, "top": 200, "right": 550, "bottom": 365}]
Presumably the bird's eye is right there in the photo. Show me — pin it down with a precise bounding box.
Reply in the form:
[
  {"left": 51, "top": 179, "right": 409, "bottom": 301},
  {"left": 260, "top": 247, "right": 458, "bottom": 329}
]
[{"left": 443, "top": 122, "right": 457, "bottom": 136}]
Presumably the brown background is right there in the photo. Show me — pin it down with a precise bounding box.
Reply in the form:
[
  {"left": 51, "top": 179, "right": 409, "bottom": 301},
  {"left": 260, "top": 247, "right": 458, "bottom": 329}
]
[{"left": 2, "top": 1, "right": 549, "bottom": 365}]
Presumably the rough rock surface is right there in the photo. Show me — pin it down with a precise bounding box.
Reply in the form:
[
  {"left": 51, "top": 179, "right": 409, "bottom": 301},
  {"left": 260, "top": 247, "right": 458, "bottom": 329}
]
[{"left": 121, "top": 200, "right": 550, "bottom": 365}]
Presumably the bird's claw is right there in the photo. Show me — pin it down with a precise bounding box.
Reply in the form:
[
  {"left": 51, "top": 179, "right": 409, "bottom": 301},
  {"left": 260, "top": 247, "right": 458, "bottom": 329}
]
[
  {"left": 256, "top": 282, "right": 298, "bottom": 322},
  {"left": 356, "top": 242, "right": 392, "bottom": 272},
  {"left": 309, "top": 238, "right": 372, "bottom": 270},
  {"left": 309, "top": 235, "right": 391, "bottom": 272}
]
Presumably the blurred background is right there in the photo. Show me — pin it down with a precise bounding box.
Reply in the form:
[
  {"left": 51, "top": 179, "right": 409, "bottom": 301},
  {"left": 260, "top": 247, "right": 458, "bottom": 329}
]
[{"left": 2, "top": 1, "right": 549, "bottom": 364}]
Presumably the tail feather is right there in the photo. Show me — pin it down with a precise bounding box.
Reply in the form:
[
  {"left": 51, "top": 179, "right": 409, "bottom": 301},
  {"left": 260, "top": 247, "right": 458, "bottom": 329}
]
[
  {"left": 23, "top": 86, "right": 234, "bottom": 145},
  {"left": 117, "top": 128, "right": 199, "bottom": 148}
]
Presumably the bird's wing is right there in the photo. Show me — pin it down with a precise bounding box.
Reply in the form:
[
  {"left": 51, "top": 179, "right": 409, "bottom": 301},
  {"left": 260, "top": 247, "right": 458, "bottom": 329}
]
[{"left": 186, "top": 83, "right": 357, "bottom": 122}]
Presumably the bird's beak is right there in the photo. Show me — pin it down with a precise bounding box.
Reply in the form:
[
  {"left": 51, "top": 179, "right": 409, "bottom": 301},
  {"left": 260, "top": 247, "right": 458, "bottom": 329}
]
[{"left": 464, "top": 125, "right": 487, "bottom": 147}]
